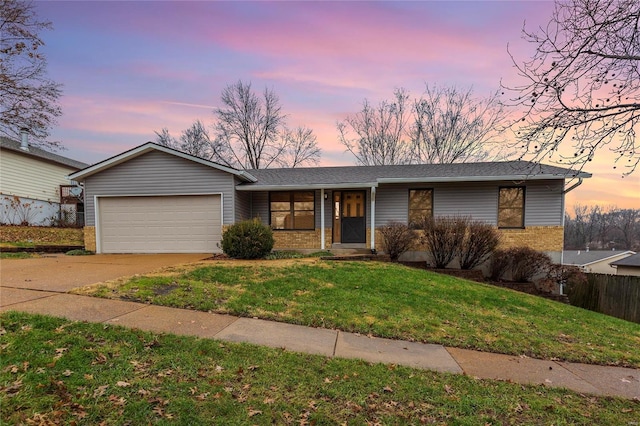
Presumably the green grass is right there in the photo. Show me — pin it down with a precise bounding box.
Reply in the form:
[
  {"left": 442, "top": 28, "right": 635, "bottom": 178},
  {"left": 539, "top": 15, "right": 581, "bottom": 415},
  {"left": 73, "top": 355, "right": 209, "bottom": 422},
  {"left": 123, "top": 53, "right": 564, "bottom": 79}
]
[
  {"left": 65, "top": 249, "right": 95, "bottom": 256},
  {"left": 0, "top": 251, "right": 35, "bottom": 259},
  {"left": 1, "top": 312, "right": 638, "bottom": 425},
  {"left": 83, "top": 261, "right": 640, "bottom": 368},
  {"left": 0, "top": 241, "right": 36, "bottom": 248}
]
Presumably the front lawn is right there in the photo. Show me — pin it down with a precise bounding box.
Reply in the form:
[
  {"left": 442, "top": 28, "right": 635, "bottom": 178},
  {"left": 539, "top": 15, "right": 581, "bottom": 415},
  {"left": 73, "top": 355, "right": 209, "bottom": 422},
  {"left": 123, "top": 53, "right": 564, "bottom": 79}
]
[
  {"left": 1, "top": 312, "right": 637, "bottom": 425},
  {"left": 79, "top": 260, "right": 640, "bottom": 368}
]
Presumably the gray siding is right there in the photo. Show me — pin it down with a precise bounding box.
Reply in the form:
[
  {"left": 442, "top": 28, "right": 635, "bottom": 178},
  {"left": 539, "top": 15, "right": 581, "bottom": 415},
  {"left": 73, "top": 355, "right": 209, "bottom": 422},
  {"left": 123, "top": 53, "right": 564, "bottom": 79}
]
[
  {"left": 234, "top": 179, "right": 251, "bottom": 222},
  {"left": 84, "top": 151, "right": 236, "bottom": 226},
  {"left": 524, "top": 180, "right": 564, "bottom": 226},
  {"left": 250, "top": 191, "right": 269, "bottom": 224},
  {"left": 375, "top": 180, "right": 564, "bottom": 227}
]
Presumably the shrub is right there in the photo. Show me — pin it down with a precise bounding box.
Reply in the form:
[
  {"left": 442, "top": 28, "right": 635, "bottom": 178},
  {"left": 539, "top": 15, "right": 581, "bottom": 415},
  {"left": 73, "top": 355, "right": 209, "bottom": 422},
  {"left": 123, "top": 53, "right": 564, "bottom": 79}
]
[
  {"left": 419, "top": 216, "right": 467, "bottom": 268},
  {"left": 379, "top": 221, "right": 417, "bottom": 261},
  {"left": 65, "top": 249, "right": 94, "bottom": 256},
  {"left": 489, "top": 249, "right": 511, "bottom": 281},
  {"left": 550, "top": 264, "right": 588, "bottom": 294},
  {"left": 457, "top": 220, "right": 501, "bottom": 270},
  {"left": 221, "top": 219, "right": 274, "bottom": 259},
  {"left": 506, "top": 246, "right": 552, "bottom": 282}
]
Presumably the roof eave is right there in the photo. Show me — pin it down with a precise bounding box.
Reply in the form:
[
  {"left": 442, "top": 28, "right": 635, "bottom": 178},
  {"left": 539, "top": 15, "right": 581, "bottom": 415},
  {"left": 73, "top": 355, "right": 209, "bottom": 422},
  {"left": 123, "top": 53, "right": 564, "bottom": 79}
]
[
  {"left": 236, "top": 182, "right": 378, "bottom": 191},
  {"left": 377, "top": 173, "right": 590, "bottom": 184}
]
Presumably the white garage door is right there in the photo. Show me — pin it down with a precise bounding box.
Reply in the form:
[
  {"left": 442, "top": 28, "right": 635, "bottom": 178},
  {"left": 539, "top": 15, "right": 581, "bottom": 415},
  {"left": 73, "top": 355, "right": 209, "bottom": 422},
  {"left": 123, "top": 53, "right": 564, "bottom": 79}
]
[{"left": 98, "top": 195, "right": 221, "bottom": 253}]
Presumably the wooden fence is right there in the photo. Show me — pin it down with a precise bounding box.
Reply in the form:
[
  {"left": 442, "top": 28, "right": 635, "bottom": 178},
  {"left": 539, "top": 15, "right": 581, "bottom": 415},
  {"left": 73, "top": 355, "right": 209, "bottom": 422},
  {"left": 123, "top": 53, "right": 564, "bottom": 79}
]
[{"left": 568, "top": 273, "right": 640, "bottom": 323}]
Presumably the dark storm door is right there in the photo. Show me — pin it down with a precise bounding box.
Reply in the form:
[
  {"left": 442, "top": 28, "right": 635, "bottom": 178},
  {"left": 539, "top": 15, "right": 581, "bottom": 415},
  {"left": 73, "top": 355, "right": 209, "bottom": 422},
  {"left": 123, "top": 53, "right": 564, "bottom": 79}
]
[{"left": 341, "top": 191, "right": 366, "bottom": 243}]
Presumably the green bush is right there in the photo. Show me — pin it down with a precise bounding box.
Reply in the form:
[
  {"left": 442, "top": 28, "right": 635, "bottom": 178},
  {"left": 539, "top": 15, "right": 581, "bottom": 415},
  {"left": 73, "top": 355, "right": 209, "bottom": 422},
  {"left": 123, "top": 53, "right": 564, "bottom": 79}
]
[
  {"left": 221, "top": 219, "right": 274, "bottom": 259},
  {"left": 65, "top": 249, "right": 94, "bottom": 256}
]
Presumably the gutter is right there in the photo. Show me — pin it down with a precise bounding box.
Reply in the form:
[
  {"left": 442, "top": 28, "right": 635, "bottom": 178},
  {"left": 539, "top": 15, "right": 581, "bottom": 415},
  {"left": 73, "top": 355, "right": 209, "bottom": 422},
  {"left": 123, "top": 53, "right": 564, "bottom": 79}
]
[{"left": 562, "top": 178, "right": 584, "bottom": 194}]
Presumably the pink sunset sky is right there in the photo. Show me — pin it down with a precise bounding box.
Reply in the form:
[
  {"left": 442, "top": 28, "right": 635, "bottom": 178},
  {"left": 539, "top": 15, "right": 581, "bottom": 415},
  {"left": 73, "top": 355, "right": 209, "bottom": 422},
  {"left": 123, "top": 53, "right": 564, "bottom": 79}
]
[{"left": 35, "top": 1, "right": 638, "bottom": 210}]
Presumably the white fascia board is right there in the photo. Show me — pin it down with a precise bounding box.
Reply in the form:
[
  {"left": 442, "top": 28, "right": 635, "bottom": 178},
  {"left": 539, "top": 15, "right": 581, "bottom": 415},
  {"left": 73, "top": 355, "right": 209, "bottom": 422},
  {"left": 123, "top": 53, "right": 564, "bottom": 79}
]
[
  {"left": 68, "top": 142, "right": 256, "bottom": 182},
  {"left": 236, "top": 182, "right": 377, "bottom": 191},
  {"left": 583, "top": 251, "right": 636, "bottom": 267}
]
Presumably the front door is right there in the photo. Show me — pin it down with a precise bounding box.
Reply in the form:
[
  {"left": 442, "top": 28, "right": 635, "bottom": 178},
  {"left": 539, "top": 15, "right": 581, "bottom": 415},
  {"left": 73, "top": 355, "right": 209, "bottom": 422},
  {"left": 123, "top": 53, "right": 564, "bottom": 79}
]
[{"left": 340, "top": 191, "right": 366, "bottom": 243}]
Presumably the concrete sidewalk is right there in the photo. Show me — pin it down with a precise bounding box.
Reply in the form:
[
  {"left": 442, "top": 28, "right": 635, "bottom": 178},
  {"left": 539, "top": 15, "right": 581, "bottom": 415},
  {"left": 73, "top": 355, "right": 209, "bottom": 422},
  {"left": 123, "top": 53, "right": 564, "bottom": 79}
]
[{"left": 1, "top": 288, "right": 639, "bottom": 400}]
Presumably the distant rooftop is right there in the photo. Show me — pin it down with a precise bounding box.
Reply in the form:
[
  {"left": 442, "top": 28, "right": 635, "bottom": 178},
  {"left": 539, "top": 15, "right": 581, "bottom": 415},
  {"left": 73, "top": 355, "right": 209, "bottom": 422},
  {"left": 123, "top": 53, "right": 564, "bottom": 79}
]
[
  {"left": 610, "top": 253, "right": 640, "bottom": 268},
  {"left": 563, "top": 250, "right": 636, "bottom": 266},
  {"left": 0, "top": 136, "right": 89, "bottom": 170}
]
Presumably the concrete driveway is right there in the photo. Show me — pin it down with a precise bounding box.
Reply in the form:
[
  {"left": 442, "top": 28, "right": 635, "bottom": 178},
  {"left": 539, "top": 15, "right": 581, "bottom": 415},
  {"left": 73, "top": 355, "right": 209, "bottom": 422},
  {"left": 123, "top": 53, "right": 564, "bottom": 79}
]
[{"left": 0, "top": 253, "right": 209, "bottom": 293}]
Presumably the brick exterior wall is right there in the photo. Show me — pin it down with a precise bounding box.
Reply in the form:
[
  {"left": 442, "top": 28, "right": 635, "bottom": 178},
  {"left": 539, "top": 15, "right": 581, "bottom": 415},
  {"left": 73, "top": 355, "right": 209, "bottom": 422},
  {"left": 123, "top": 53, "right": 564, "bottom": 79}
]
[
  {"left": 273, "top": 228, "right": 332, "bottom": 250},
  {"left": 498, "top": 226, "right": 564, "bottom": 252},
  {"left": 83, "top": 226, "right": 96, "bottom": 252},
  {"left": 374, "top": 226, "right": 564, "bottom": 254}
]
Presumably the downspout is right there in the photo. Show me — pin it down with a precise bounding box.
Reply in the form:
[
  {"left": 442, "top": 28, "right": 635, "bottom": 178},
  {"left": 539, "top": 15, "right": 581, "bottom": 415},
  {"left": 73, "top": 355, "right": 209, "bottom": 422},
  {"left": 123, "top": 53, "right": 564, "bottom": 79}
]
[
  {"left": 320, "top": 188, "right": 325, "bottom": 250},
  {"left": 561, "top": 177, "right": 584, "bottom": 267},
  {"left": 370, "top": 186, "right": 376, "bottom": 254},
  {"left": 20, "top": 128, "right": 29, "bottom": 151}
]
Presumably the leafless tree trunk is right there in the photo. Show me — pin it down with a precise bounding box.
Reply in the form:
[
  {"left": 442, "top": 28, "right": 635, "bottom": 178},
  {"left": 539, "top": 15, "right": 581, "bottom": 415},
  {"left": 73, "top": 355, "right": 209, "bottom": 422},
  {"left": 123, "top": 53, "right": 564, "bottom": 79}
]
[
  {"left": 213, "top": 80, "right": 286, "bottom": 169},
  {"left": 337, "top": 88, "right": 412, "bottom": 165},
  {"left": 504, "top": 0, "right": 640, "bottom": 175},
  {"left": 1, "top": 0, "right": 62, "bottom": 147},
  {"left": 410, "top": 85, "right": 508, "bottom": 164},
  {"left": 156, "top": 81, "right": 320, "bottom": 169}
]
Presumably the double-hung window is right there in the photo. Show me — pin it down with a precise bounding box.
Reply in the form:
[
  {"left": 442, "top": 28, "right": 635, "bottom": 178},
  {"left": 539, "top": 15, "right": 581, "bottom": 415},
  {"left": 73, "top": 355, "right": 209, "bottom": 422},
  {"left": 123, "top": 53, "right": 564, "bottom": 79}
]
[
  {"left": 270, "top": 191, "right": 315, "bottom": 230},
  {"left": 498, "top": 187, "right": 525, "bottom": 228},
  {"left": 408, "top": 189, "right": 433, "bottom": 228}
]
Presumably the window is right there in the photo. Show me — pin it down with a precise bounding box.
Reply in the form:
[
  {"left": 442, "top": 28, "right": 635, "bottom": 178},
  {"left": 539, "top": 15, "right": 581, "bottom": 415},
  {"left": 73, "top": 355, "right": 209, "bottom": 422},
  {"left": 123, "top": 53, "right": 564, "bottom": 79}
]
[
  {"left": 408, "top": 189, "right": 433, "bottom": 228},
  {"left": 498, "top": 187, "right": 525, "bottom": 228},
  {"left": 270, "top": 191, "right": 315, "bottom": 230}
]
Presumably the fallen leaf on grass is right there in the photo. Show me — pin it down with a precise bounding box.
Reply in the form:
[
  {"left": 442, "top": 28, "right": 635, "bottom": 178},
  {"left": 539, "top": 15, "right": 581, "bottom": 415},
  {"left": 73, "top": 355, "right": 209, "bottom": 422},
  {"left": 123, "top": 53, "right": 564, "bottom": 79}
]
[
  {"left": 93, "top": 385, "right": 109, "bottom": 398},
  {"left": 116, "top": 381, "right": 130, "bottom": 387},
  {"left": 3, "top": 379, "right": 23, "bottom": 394},
  {"left": 248, "top": 409, "right": 262, "bottom": 417},
  {"left": 62, "top": 369, "right": 73, "bottom": 377}
]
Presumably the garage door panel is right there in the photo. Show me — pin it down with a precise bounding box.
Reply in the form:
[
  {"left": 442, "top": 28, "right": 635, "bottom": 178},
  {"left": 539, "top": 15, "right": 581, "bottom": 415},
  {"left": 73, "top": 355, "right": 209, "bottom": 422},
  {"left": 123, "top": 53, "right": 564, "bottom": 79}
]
[{"left": 99, "top": 195, "right": 221, "bottom": 253}]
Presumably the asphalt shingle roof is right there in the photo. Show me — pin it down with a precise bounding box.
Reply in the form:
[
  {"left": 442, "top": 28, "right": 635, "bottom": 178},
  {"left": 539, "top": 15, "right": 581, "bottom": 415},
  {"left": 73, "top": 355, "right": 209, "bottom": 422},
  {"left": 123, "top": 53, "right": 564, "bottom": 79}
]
[
  {"left": 562, "top": 250, "right": 636, "bottom": 266},
  {"left": 241, "top": 161, "right": 590, "bottom": 189},
  {"left": 610, "top": 253, "right": 640, "bottom": 267},
  {"left": 0, "top": 136, "right": 89, "bottom": 170}
]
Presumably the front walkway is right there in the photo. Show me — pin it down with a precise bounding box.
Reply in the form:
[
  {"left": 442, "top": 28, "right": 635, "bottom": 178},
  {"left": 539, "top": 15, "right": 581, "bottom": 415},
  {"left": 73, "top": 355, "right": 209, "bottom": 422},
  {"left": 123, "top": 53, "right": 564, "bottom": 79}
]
[{"left": 1, "top": 288, "right": 638, "bottom": 400}]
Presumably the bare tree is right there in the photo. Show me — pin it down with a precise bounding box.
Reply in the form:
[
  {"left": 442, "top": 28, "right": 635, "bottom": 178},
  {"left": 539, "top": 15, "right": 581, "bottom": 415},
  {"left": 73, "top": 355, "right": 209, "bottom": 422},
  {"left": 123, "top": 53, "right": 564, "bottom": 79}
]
[
  {"left": 337, "top": 88, "right": 412, "bottom": 165},
  {"left": 565, "top": 204, "right": 640, "bottom": 250},
  {"left": 156, "top": 81, "right": 320, "bottom": 169},
  {"left": 213, "top": 80, "right": 286, "bottom": 169},
  {"left": 154, "top": 120, "right": 225, "bottom": 160},
  {"left": 278, "top": 126, "right": 321, "bottom": 168},
  {"left": 410, "top": 85, "right": 508, "bottom": 164},
  {"left": 1, "top": 0, "right": 62, "bottom": 146},
  {"left": 505, "top": 0, "right": 640, "bottom": 175}
]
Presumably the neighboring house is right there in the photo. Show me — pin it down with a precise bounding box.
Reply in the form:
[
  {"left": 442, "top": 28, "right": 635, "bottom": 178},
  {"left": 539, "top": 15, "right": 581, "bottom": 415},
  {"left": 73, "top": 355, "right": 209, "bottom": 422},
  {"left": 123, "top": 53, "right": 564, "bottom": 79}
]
[
  {"left": 0, "top": 135, "right": 89, "bottom": 226},
  {"left": 562, "top": 249, "right": 636, "bottom": 274},
  {"left": 610, "top": 253, "right": 640, "bottom": 277},
  {"left": 69, "top": 142, "right": 592, "bottom": 260}
]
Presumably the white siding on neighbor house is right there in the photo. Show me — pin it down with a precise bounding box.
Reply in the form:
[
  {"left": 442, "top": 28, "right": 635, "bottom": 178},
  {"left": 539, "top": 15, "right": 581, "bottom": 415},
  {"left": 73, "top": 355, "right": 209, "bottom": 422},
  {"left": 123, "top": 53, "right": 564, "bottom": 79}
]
[
  {"left": 84, "top": 150, "right": 235, "bottom": 226},
  {"left": 0, "top": 149, "right": 76, "bottom": 202},
  {"left": 375, "top": 180, "right": 564, "bottom": 227}
]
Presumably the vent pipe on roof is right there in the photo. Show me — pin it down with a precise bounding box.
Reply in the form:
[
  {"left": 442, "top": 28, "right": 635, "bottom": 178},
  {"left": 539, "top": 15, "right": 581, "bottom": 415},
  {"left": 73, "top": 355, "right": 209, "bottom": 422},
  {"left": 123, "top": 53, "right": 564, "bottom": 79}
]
[{"left": 20, "top": 128, "right": 29, "bottom": 151}]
